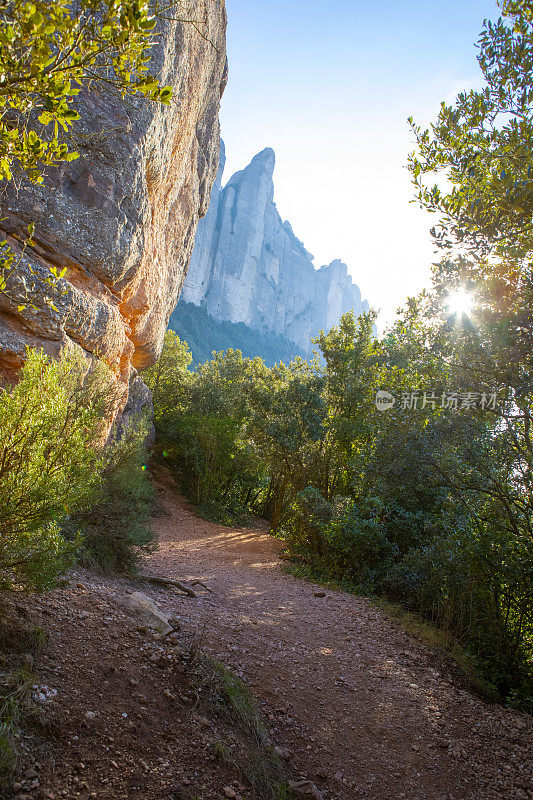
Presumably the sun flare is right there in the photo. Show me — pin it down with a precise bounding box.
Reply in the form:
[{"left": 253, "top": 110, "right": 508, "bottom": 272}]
[{"left": 447, "top": 289, "right": 474, "bottom": 317}]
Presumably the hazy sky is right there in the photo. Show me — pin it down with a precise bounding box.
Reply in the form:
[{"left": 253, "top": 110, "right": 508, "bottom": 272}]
[{"left": 219, "top": 0, "right": 500, "bottom": 331}]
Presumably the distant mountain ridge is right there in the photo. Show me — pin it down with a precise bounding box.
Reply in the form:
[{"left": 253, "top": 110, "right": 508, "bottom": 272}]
[{"left": 173, "top": 142, "right": 369, "bottom": 352}]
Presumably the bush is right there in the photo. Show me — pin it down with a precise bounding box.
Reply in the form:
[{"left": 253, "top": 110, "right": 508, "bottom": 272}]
[
  {"left": 391, "top": 524, "right": 533, "bottom": 698},
  {"left": 286, "top": 492, "right": 399, "bottom": 590},
  {"left": 323, "top": 499, "right": 399, "bottom": 589},
  {"left": 284, "top": 488, "right": 333, "bottom": 557},
  {"left": 161, "top": 411, "right": 264, "bottom": 522},
  {"left": 0, "top": 349, "right": 115, "bottom": 590},
  {"left": 65, "top": 419, "right": 155, "bottom": 573}
]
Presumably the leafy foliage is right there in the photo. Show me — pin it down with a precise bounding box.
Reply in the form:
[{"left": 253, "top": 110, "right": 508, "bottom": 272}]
[
  {"left": 0, "top": 347, "right": 157, "bottom": 585},
  {"left": 0, "top": 348, "right": 117, "bottom": 590},
  {"left": 145, "top": 333, "right": 271, "bottom": 522},
  {"left": 65, "top": 419, "right": 155, "bottom": 573},
  {"left": 0, "top": 0, "right": 172, "bottom": 183},
  {"left": 0, "top": 0, "right": 172, "bottom": 309},
  {"left": 400, "top": 0, "right": 533, "bottom": 700},
  {"left": 409, "top": 1, "right": 533, "bottom": 262}
]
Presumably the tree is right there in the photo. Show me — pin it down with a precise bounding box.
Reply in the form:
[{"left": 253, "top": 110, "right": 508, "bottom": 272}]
[
  {"left": 314, "top": 311, "right": 382, "bottom": 500},
  {"left": 399, "top": 3, "right": 533, "bottom": 695},
  {"left": 408, "top": 0, "right": 533, "bottom": 371},
  {"left": 406, "top": 0, "right": 533, "bottom": 541},
  {"left": 0, "top": 0, "right": 172, "bottom": 183},
  {"left": 145, "top": 340, "right": 271, "bottom": 520},
  {"left": 143, "top": 330, "right": 192, "bottom": 420},
  {"left": 0, "top": 0, "right": 172, "bottom": 306},
  {"left": 409, "top": 0, "right": 533, "bottom": 258},
  {"left": 249, "top": 358, "right": 326, "bottom": 531}
]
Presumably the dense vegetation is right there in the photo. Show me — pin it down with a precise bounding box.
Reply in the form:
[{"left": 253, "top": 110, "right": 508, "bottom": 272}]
[
  {"left": 0, "top": 349, "right": 155, "bottom": 588},
  {"left": 168, "top": 300, "right": 309, "bottom": 367},
  {"left": 147, "top": 0, "right": 533, "bottom": 706},
  {"left": 0, "top": 0, "right": 531, "bottom": 754}
]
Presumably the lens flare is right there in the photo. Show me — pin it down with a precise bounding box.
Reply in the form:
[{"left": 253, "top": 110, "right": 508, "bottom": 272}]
[{"left": 447, "top": 289, "right": 473, "bottom": 316}]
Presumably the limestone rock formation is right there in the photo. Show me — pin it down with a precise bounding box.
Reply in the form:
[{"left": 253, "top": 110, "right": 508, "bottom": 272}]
[
  {"left": 0, "top": 2, "right": 227, "bottom": 427},
  {"left": 180, "top": 146, "right": 369, "bottom": 351}
]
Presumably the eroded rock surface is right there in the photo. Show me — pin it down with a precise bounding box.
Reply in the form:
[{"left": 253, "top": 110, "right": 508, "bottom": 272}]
[{"left": 0, "top": 1, "right": 227, "bottom": 426}]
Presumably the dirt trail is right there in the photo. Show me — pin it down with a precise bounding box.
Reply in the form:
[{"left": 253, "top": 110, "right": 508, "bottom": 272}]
[{"left": 148, "top": 470, "right": 532, "bottom": 800}]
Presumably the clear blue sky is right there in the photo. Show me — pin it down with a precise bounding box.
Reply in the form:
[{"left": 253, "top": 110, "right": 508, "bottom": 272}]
[{"left": 219, "top": 0, "right": 500, "bottom": 330}]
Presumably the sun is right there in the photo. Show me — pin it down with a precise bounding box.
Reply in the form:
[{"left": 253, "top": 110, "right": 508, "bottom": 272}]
[{"left": 446, "top": 289, "right": 474, "bottom": 317}]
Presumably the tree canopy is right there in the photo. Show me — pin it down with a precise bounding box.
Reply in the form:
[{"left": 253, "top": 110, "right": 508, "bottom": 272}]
[{"left": 0, "top": 0, "right": 172, "bottom": 183}]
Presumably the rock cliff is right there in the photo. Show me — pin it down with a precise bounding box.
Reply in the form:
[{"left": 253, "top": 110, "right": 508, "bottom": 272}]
[
  {"left": 180, "top": 145, "right": 369, "bottom": 351},
  {"left": 0, "top": 2, "right": 227, "bottom": 426}
]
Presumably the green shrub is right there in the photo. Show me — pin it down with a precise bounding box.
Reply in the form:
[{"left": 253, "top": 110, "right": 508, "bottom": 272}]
[
  {"left": 322, "top": 500, "right": 399, "bottom": 589},
  {"left": 392, "top": 524, "right": 533, "bottom": 699},
  {"left": 65, "top": 419, "right": 155, "bottom": 574},
  {"left": 0, "top": 348, "right": 115, "bottom": 590},
  {"left": 286, "top": 492, "right": 400, "bottom": 590},
  {"left": 284, "top": 488, "right": 333, "bottom": 557},
  {"left": 161, "top": 411, "right": 264, "bottom": 522}
]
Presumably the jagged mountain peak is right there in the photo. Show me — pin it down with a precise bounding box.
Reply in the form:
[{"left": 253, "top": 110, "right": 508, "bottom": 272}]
[
  {"left": 177, "top": 145, "right": 369, "bottom": 352},
  {"left": 250, "top": 146, "right": 276, "bottom": 167},
  {"left": 321, "top": 259, "right": 349, "bottom": 277}
]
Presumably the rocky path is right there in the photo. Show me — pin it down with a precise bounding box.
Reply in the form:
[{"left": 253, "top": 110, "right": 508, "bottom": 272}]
[{"left": 147, "top": 470, "right": 532, "bottom": 800}]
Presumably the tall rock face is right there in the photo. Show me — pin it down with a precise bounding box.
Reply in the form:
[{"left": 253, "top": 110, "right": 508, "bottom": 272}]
[
  {"left": 180, "top": 146, "right": 369, "bottom": 351},
  {"left": 0, "top": 2, "right": 227, "bottom": 426}
]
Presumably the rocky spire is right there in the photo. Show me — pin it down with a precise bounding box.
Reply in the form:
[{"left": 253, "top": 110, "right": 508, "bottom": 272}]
[{"left": 177, "top": 144, "right": 368, "bottom": 351}]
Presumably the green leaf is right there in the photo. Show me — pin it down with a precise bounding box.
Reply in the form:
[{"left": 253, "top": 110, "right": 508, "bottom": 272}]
[{"left": 30, "top": 12, "right": 44, "bottom": 29}]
